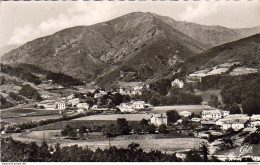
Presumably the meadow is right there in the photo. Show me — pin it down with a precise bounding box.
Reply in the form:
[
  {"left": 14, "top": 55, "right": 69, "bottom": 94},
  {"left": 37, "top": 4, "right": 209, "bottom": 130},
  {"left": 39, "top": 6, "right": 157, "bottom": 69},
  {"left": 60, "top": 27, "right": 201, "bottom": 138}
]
[{"left": 9, "top": 130, "right": 204, "bottom": 153}]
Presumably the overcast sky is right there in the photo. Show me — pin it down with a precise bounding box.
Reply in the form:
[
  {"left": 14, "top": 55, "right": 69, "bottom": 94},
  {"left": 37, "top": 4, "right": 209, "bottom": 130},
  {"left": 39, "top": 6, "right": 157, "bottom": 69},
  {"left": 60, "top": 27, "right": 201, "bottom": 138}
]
[{"left": 0, "top": 1, "right": 260, "bottom": 48}]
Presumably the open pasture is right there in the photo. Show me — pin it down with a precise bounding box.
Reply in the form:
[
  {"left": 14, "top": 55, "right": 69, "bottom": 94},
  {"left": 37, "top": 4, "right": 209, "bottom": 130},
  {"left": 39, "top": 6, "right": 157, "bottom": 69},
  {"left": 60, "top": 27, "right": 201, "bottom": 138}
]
[
  {"left": 10, "top": 130, "right": 204, "bottom": 153},
  {"left": 150, "top": 105, "right": 215, "bottom": 114},
  {"left": 73, "top": 114, "right": 151, "bottom": 121}
]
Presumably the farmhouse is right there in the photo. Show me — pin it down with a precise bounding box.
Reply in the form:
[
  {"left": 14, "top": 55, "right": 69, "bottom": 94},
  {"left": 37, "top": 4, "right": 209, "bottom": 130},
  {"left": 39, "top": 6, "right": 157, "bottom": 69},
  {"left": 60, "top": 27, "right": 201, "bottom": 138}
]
[
  {"left": 191, "top": 117, "right": 201, "bottom": 122},
  {"left": 67, "top": 94, "right": 74, "bottom": 100},
  {"left": 92, "top": 105, "right": 110, "bottom": 111},
  {"left": 94, "top": 90, "right": 107, "bottom": 99},
  {"left": 132, "top": 101, "right": 145, "bottom": 110},
  {"left": 247, "top": 121, "right": 260, "bottom": 129},
  {"left": 216, "top": 118, "right": 232, "bottom": 127},
  {"left": 222, "top": 119, "right": 247, "bottom": 131},
  {"left": 175, "top": 152, "right": 186, "bottom": 159},
  {"left": 117, "top": 103, "right": 134, "bottom": 113},
  {"left": 76, "top": 103, "right": 89, "bottom": 110},
  {"left": 250, "top": 114, "right": 260, "bottom": 121},
  {"left": 151, "top": 113, "right": 168, "bottom": 126},
  {"left": 227, "top": 114, "right": 250, "bottom": 120},
  {"left": 201, "top": 120, "right": 216, "bottom": 128},
  {"left": 179, "top": 111, "right": 192, "bottom": 117},
  {"left": 67, "top": 98, "right": 80, "bottom": 107},
  {"left": 171, "top": 79, "right": 184, "bottom": 88},
  {"left": 57, "top": 102, "right": 66, "bottom": 110},
  {"left": 202, "top": 110, "right": 222, "bottom": 120},
  {"left": 118, "top": 82, "right": 145, "bottom": 95}
]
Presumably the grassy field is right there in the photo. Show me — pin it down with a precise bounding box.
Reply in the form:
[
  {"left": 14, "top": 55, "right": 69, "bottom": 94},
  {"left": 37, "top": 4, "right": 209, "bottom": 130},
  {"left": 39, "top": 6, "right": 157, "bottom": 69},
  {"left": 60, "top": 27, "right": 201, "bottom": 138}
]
[
  {"left": 1, "top": 108, "right": 62, "bottom": 125},
  {"left": 195, "top": 90, "right": 221, "bottom": 103},
  {"left": 9, "top": 130, "right": 203, "bottom": 153},
  {"left": 230, "top": 67, "right": 258, "bottom": 76},
  {"left": 151, "top": 105, "right": 215, "bottom": 114},
  {"left": 31, "top": 120, "right": 140, "bottom": 131},
  {"left": 73, "top": 114, "right": 151, "bottom": 121}
]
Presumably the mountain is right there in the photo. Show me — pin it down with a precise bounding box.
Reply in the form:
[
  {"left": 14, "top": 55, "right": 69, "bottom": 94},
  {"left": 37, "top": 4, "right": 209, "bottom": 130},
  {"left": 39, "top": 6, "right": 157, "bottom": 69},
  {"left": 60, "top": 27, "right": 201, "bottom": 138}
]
[
  {"left": 1, "top": 12, "right": 205, "bottom": 85},
  {"left": 181, "top": 34, "right": 260, "bottom": 73},
  {"left": 1, "top": 12, "right": 260, "bottom": 86},
  {"left": 153, "top": 14, "right": 260, "bottom": 48},
  {"left": 0, "top": 45, "right": 20, "bottom": 57}
]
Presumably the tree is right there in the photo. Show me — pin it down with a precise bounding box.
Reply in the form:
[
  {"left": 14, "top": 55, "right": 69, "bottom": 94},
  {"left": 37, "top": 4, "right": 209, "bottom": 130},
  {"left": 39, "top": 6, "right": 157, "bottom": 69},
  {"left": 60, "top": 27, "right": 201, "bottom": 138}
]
[
  {"left": 116, "top": 118, "right": 130, "bottom": 135},
  {"left": 158, "top": 124, "right": 168, "bottom": 134},
  {"left": 226, "top": 128, "right": 235, "bottom": 134},
  {"left": 150, "top": 96, "right": 160, "bottom": 106},
  {"left": 208, "top": 94, "right": 220, "bottom": 108},
  {"left": 242, "top": 97, "right": 260, "bottom": 116},
  {"left": 185, "top": 150, "right": 203, "bottom": 162},
  {"left": 18, "top": 84, "right": 42, "bottom": 101},
  {"left": 147, "top": 124, "right": 156, "bottom": 134},
  {"left": 61, "top": 124, "right": 73, "bottom": 137},
  {"left": 166, "top": 110, "right": 180, "bottom": 123},
  {"left": 228, "top": 103, "right": 241, "bottom": 114},
  {"left": 244, "top": 133, "right": 260, "bottom": 144},
  {"left": 202, "top": 144, "right": 209, "bottom": 162},
  {"left": 68, "top": 131, "right": 77, "bottom": 138},
  {"left": 39, "top": 140, "right": 51, "bottom": 161}
]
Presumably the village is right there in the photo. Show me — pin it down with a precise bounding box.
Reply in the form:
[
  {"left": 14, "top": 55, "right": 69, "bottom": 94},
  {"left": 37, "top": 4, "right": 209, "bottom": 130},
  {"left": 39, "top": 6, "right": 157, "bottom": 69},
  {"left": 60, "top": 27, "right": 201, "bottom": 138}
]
[{"left": 1, "top": 76, "right": 260, "bottom": 162}]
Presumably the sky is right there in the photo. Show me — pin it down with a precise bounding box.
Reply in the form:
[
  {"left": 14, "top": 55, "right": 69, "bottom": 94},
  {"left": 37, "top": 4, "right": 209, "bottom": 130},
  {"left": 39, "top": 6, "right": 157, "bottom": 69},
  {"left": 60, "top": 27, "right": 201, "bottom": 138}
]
[{"left": 0, "top": 1, "right": 260, "bottom": 48}]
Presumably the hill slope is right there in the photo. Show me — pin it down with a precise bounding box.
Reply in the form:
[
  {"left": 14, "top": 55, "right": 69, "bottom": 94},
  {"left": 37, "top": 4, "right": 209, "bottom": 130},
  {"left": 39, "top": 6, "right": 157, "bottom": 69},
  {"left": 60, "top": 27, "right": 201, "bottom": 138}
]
[
  {"left": 1, "top": 12, "right": 260, "bottom": 86},
  {"left": 1, "top": 12, "right": 205, "bottom": 85},
  {"left": 181, "top": 34, "right": 260, "bottom": 73}
]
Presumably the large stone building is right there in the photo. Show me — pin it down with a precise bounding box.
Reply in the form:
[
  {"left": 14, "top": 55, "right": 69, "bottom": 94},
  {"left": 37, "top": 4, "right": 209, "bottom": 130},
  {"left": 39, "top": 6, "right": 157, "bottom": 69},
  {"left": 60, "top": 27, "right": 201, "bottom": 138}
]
[{"left": 151, "top": 113, "right": 168, "bottom": 126}]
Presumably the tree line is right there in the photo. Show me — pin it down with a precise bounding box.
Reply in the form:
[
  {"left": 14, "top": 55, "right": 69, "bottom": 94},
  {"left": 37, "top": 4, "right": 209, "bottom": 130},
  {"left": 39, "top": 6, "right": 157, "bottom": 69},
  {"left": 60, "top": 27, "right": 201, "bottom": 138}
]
[{"left": 1, "top": 63, "right": 42, "bottom": 85}]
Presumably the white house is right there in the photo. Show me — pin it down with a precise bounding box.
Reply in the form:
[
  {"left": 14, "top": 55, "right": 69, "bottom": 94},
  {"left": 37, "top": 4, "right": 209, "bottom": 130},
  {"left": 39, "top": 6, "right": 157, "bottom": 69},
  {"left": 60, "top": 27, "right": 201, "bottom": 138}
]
[
  {"left": 76, "top": 103, "right": 89, "bottom": 110},
  {"left": 216, "top": 118, "right": 232, "bottom": 127},
  {"left": 118, "top": 82, "right": 145, "bottom": 95},
  {"left": 67, "top": 94, "right": 74, "bottom": 100},
  {"left": 94, "top": 90, "right": 107, "bottom": 98},
  {"left": 151, "top": 113, "right": 168, "bottom": 126},
  {"left": 247, "top": 121, "right": 260, "bottom": 129},
  {"left": 41, "top": 94, "right": 51, "bottom": 99},
  {"left": 67, "top": 98, "right": 80, "bottom": 107},
  {"left": 191, "top": 118, "right": 201, "bottom": 122},
  {"left": 227, "top": 114, "right": 250, "bottom": 120},
  {"left": 202, "top": 110, "right": 222, "bottom": 120},
  {"left": 118, "top": 103, "right": 134, "bottom": 113},
  {"left": 250, "top": 114, "right": 260, "bottom": 121},
  {"left": 176, "top": 119, "right": 183, "bottom": 124},
  {"left": 222, "top": 119, "right": 247, "bottom": 131},
  {"left": 179, "top": 111, "right": 192, "bottom": 117},
  {"left": 171, "top": 79, "right": 184, "bottom": 88},
  {"left": 222, "top": 111, "right": 230, "bottom": 118},
  {"left": 92, "top": 105, "right": 109, "bottom": 111},
  {"left": 57, "top": 102, "right": 66, "bottom": 110},
  {"left": 175, "top": 152, "right": 186, "bottom": 159},
  {"left": 77, "top": 109, "right": 85, "bottom": 113},
  {"left": 132, "top": 101, "right": 145, "bottom": 110}
]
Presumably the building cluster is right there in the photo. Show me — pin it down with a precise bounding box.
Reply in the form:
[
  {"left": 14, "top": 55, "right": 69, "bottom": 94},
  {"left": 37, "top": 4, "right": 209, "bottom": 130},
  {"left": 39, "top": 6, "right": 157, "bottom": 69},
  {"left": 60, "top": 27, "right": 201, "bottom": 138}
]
[
  {"left": 117, "top": 82, "right": 148, "bottom": 96},
  {"left": 117, "top": 101, "right": 153, "bottom": 113},
  {"left": 179, "top": 109, "right": 260, "bottom": 132},
  {"left": 36, "top": 94, "right": 90, "bottom": 113}
]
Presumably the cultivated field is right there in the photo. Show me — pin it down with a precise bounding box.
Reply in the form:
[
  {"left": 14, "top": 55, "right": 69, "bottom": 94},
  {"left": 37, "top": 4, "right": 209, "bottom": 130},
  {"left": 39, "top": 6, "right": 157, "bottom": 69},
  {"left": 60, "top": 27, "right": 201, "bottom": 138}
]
[
  {"left": 9, "top": 130, "right": 204, "bottom": 153},
  {"left": 150, "top": 105, "right": 215, "bottom": 114},
  {"left": 230, "top": 67, "right": 258, "bottom": 76},
  {"left": 1, "top": 109, "right": 62, "bottom": 125},
  {"left": 73, "top": 114, "right": 151, "bottom": 121}
]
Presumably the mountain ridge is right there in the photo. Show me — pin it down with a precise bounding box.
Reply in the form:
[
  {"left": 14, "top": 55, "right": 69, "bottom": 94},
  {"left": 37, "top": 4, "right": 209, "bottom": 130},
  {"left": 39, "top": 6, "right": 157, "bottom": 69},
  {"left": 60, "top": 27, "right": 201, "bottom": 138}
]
[{"left": 1, "top": 12, "right": 260, "bottom": 86}]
